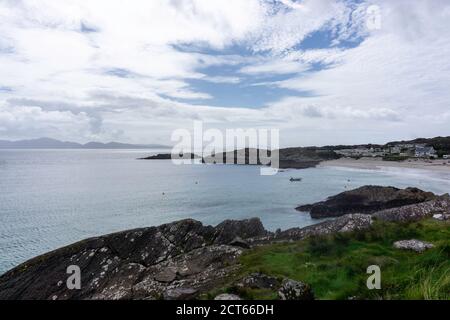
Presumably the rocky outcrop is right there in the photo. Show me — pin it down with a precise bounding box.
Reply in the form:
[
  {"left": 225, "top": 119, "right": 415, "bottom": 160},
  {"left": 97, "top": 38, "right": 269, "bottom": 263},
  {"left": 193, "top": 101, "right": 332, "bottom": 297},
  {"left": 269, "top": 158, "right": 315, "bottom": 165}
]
[
  {"left": 393, "top": 240, "right": 434, "bottom": 253},
  {"left": 296, "top": 186, "right": 437, "bottom": 218},
  {"left": 138, "top": 153, "right": 199, "bottom": 160},
  {"left": 433, "top": 213, "right": 450, "bottom": 221},
  {"left": 214, "top": 293, "right": 242, "bottom": 300},
  {"left": 278, "top": 279, "right": 314, "bottom": 300},
  {"left": 278, "top": 147, "right": 339, "bottom": 169},
  {"left": 213, "top": 218, "right": 268, "bottom": 245},
  {"left": 0, "top": 218, "right": 265, "bottom": 300},
  {"left": 202, "top": 147, "right": 339, "bottom": 169},
  {"left": 0, "top": 212, "right": 382, "bottom": 300},
  {"left": 373, "top": 194, "right": 450, "bottom": 222},
  {"left": 274, "top": 214, "right": 373, "bottom": 242},
  {"left": 1, "top": 189, "right": 446, "bottom": 300},
  {"left": 235, "top": 273, "right": 279, "bottom": 290}
]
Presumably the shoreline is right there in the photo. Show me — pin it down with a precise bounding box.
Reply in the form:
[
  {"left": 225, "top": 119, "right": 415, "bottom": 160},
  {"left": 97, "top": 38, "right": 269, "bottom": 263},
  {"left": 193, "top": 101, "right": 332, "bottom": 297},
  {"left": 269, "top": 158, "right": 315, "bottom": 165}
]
[{"left": 319, "top": 157, "right": 450, "bottom": 173}]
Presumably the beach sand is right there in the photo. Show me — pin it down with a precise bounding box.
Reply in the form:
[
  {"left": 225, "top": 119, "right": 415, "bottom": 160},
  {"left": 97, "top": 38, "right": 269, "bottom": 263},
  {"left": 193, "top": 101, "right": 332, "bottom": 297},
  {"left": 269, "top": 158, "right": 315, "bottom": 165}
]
[{"left": 320, "top": 157, "right": 450, "bottom": 173}]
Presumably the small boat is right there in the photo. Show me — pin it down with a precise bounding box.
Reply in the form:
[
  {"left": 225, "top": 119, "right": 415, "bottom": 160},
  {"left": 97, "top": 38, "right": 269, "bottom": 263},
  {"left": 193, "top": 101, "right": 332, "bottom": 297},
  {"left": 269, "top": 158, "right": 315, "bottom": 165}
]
[{"left": 290, "top": 177, "right": 302, "bottom": 182}]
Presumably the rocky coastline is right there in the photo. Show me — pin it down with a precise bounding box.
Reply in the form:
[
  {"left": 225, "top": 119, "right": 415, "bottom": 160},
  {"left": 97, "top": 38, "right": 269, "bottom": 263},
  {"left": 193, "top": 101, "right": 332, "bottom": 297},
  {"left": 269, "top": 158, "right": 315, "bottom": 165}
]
[
  {"left": 0, "top": 186, "right": 449, "bottom": 300},
  {"left": 296, "top": 186, "right": 438, "bottom": 218},
  {"left": 139, "top": 147, "right": 339, "bottom": 169}
]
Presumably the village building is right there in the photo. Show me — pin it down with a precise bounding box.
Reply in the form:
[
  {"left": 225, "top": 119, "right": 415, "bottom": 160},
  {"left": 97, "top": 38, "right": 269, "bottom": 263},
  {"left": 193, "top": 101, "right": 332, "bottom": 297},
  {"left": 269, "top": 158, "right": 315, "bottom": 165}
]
[{"left": 414, "top": 146, "right": 437, "bottom": 158}]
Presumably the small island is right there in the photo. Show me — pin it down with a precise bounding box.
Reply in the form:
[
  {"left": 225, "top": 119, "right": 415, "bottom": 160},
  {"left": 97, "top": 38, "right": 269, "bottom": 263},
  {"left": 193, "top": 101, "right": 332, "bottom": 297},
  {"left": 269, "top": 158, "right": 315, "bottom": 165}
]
[{"left": 138, "top": 153, "right": 200, "bottom": 160}]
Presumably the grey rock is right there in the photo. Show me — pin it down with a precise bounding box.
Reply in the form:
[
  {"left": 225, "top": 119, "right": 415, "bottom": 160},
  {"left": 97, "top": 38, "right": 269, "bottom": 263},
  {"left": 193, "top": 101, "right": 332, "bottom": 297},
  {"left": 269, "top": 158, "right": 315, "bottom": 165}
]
[
  {"left": 154, "top": 267, "right": 177, "bottom": 283},
  {"left": 433, "top": 213, "right": 450, "bottom": 221},
  {"left": 163, "top": 287, "right": 198, "bottom": 300},
  {"left": 276, "top": 214, "right": 373, "bottom": 241},
  {"left": 297, "top": 186, "right": 437, "bottom": 218},
  {"left": 214, "top": 218, "right": 268, "bottom": 245},
  {"left": 214, "top": 293, "right": 242, "bottom": 300},
  {"left": 0, "top": 218, "right": 253, "bottom": 300},
  {"left": 278, "top": 279, "right": 314, "bottom": 300},
  {"left": 373, "top": 194, "right": 450, "bottom": 222},
  {"left": 229, "top": 236, "right": 250, "bottom": 249},
  {"left": 236, "top": 273, "right": 279, "bottom": 290},
  {"left": 393, "top": 239, "right": 434, "bottom": 253}
]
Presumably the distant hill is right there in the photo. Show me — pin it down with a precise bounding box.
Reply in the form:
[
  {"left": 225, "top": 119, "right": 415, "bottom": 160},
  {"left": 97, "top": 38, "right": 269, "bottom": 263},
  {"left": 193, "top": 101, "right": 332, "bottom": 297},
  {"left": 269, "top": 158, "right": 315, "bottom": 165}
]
[{"left": 0, "top": 137, "right": 171, "bottom": 149}]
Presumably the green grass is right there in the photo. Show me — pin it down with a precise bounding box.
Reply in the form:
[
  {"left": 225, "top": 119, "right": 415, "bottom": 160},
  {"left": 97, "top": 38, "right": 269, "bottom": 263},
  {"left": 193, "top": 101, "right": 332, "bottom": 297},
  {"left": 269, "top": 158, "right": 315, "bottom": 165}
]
[{"left": 237, "top": 219, "right": 450, "bottom": 300}]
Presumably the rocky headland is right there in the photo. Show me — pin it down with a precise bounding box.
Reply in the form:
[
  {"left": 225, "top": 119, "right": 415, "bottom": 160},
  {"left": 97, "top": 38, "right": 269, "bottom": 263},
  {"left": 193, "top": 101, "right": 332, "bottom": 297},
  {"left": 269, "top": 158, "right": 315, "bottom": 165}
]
[
  {"left": 138, "top": 153, "right": 200, "bottom": 160},
  {"left": 139, "top": 147, "right": 340, "bottom": 169},
  {"left": 0, "top": 186, "right": 449, "bottom": 300},
  {"left": 296, "top": 186, "right": 438, "bottom": 218}
]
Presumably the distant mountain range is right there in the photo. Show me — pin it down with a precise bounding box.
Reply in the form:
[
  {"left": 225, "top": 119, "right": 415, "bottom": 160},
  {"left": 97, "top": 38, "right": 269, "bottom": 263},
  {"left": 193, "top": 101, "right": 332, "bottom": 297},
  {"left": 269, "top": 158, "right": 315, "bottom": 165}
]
[{"left": 0, "top": 137, "right": 171, "bottom": 149}]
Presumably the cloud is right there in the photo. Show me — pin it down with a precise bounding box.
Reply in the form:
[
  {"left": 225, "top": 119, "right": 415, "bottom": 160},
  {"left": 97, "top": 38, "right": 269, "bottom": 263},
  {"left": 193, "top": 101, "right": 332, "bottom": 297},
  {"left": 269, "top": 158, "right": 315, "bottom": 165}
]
[
  {"left": 200, "top": 76, "right": 241, "bottom": 84},
  {"left": 240, "top": 58, "right": 309, "bottom": 75},
  {"left": 0, "top": 0, "right": 449, "bottom": 146}
]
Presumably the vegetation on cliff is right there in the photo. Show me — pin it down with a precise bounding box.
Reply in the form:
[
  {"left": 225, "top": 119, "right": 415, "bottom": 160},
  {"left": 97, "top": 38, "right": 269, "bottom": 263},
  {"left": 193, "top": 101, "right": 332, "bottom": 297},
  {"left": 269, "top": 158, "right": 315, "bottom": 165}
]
[{"left": 234, "top": 219, "right": 449, "bottom": 300}]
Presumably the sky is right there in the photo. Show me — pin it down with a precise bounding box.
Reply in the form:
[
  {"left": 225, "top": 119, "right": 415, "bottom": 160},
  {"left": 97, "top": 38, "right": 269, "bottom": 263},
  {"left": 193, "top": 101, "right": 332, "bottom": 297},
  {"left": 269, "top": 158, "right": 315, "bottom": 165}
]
[{"left": 0, "top": 0, "right": 449, "bottom": 147}]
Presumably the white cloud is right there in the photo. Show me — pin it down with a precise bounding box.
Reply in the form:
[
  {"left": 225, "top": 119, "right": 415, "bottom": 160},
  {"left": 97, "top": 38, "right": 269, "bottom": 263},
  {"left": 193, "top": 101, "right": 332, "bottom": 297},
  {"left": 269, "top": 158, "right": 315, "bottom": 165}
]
[
  {"left": 200, "top": 76, "right": 241, "bottom": 84},
  {"left": 240, "top": 58, "right": 308, "bottom": 75},
  {"left": 0, "top": 0, "right": 449, "bottom": 145}
]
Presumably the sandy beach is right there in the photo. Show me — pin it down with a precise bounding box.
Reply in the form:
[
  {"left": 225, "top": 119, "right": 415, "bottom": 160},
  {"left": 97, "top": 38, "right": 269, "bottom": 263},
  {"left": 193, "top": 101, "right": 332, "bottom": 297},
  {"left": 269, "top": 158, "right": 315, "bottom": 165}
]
[{"left": 320, "top": 157, "right": 450, "bottom": 173}]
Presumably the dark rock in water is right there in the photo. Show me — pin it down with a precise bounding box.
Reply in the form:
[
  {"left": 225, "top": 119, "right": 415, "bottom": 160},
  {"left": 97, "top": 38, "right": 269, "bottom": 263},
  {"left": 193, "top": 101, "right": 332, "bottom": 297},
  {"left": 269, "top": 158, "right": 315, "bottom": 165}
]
[
  {"left": 278, "top": 279, "right": 314, "bottom": 300},
  {"left": 138, "top": 153, "right": 199, "bottom": 160},
  {"left": 296, "top": 186, "right": 437, "bottom": 218},
  {"left": 139, "top": 153, "right": 172, "bottom": 160},
  {"left": 202, "top": 147, "right": 339, "bottom": 169},
  {"left": 203, "top": 148, "right": 271, "bottom": 166},
  {"left": 0, "top": 218, "right": 262, "bottom": 300}
]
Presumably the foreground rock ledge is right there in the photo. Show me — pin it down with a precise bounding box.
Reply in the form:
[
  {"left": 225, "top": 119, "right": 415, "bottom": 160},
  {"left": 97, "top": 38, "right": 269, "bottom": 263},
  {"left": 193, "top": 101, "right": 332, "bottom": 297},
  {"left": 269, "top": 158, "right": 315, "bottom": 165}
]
[{"left": 1, "top": 190, "right": 449, "bottom": 300}]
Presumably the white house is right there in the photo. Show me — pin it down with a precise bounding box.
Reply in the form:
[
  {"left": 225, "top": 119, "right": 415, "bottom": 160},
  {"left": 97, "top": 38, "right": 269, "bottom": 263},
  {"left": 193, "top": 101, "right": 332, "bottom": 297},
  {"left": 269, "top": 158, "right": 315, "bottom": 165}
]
[{"left": 415, "top": 146, "right": 437, "bottom": 158}]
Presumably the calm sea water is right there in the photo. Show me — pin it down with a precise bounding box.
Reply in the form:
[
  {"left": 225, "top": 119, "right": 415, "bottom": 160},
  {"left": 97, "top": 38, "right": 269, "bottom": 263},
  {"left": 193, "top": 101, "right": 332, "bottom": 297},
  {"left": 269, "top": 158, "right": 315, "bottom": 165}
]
[{"left": 1, "top": 149, "right": 450, "bottom": 274}]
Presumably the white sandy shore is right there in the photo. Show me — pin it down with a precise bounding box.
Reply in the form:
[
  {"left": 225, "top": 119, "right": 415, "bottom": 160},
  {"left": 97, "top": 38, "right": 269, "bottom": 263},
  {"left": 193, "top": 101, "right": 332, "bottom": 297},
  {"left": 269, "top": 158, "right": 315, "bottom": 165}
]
[{"left": 319, "top": 157, "right": 450, "bottom": 173}]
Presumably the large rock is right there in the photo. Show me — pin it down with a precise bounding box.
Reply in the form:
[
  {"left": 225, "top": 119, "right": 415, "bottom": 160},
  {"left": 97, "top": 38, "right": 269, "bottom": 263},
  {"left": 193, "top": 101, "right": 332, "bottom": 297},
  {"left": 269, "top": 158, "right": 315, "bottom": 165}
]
[
  {"left": 236, "top": 273, "right": 279, "bottom": 290},
  {"left": 0, "top": 218, "right": 263, "bottom": 300},
  {"left": 373, "top": 194, "right": 450, "bottom": 222},
  {"left": 275, "top": 214, "right": 373, "bottom": 241},
  {"left": 214, "top": 293, "right": 242, "bottom": 300},
  {"left": 213, "top": 218, "right": 268, "bottom": 245},
  {"left": 296, "top": 186, "right": 437, "bottom": 218},
  {"left": 433, "top": 213, "right": 450, "bottom": 221},
  {"left": 393, "top": 240, "right": 434, "bottom": 253},
  {"left": 278, "top": 279, "right": 314, "bottom": 300}
]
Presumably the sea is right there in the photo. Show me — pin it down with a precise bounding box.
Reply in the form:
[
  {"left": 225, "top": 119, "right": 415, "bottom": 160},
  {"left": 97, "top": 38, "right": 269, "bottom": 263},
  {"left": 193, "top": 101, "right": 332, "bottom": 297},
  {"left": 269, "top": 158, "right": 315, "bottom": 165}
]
[{"left": 1, "top": 149, "right": 450, "bottom": 274}]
